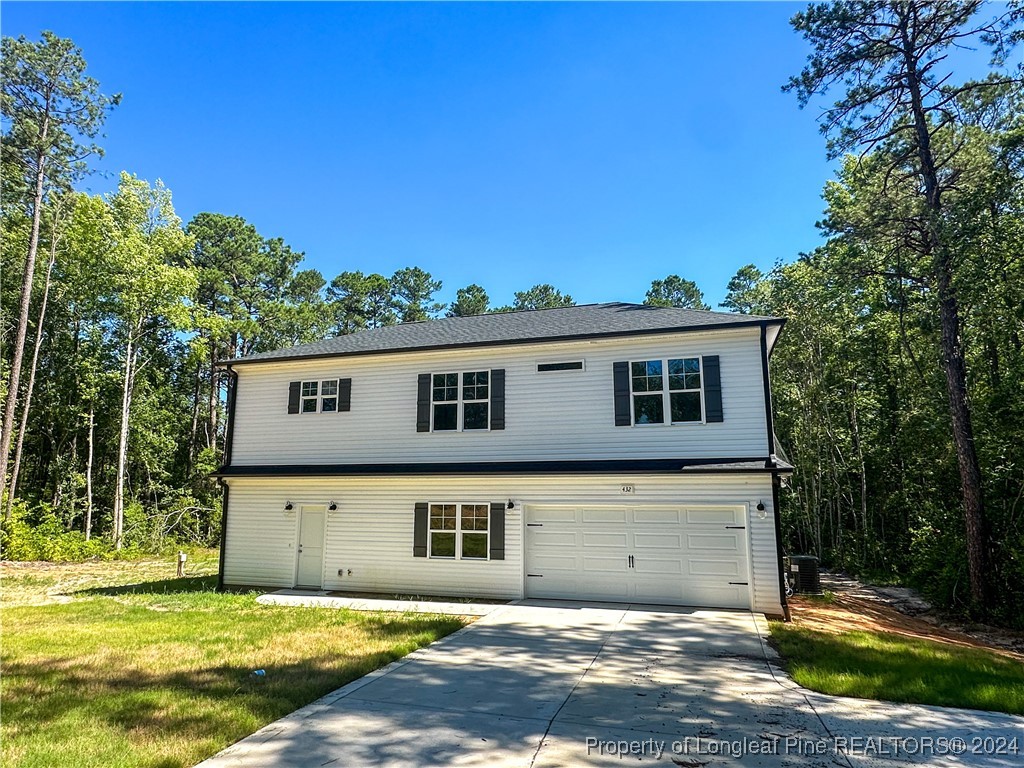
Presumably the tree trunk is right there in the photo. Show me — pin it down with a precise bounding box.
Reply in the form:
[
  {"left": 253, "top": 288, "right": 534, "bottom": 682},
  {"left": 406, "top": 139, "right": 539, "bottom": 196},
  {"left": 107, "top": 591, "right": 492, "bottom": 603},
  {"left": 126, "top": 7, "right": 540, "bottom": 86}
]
[
  {"left": 938, "top": 275, "right": 988, "bottom": 606},
  {"left": 187, "top": 348, "right": 203, "bottom": 475},
  {"left": 85, "top": 404, "right": 94, "bottom": 540},
  {"left": 849, "top": 383, "right": 869, "bottom": 566},
  {"left": 207, "top": 335, "right": 218, "bottom": 449},
  {"left": 6, "top": 231, "right": 58, "bottom": 518},
  {"left": 0, "top": 136, "right": 49, "bottom": 511},
  {"left": 899, "top": 16, "right": 989, "bottom": 608},
  {"left": 113, "top": 329, "right": 137, "bottom": 550}
]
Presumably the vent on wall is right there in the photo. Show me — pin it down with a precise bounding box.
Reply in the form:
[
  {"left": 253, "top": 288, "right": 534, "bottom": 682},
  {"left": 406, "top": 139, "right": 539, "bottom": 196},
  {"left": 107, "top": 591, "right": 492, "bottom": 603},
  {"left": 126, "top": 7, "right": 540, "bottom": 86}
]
[{"left": 537, "top": 361, "right": 584, "bottom": 372}]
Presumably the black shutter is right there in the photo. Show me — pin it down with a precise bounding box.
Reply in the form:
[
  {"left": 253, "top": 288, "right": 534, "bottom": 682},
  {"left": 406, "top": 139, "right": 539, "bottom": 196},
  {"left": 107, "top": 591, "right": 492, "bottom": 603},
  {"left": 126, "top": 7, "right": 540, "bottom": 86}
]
[
  {"left": 489, "top": 502, "right": 505, "bottom": 560},
  {"left": 490, "top": 369, "right": 506, "bottom": 430},
  {"left": 413, "top": 502, "right": 428, "bottom": 557},
  {"left": 703, "top": 355, "right": 723, "bottom": 423},
  {"left": 338, "top": 378, "right": 352, "bottom": 412},
  {"left": 288, "top": 381, "right": 301, "bottom": 414},
  {"left": 416, "top": 374, "right": 431, "bottom": 432},
  {"left": 613, "top": 362, "right": 631, "bottom": 426}
]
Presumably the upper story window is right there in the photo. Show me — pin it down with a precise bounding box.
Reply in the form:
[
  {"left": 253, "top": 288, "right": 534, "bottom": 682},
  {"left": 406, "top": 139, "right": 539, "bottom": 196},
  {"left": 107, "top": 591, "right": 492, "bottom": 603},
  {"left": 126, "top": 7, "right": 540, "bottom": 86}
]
[
  {"left": 301, "top": 379, "right": 339, "bottom": 413},
  {"left": 428, "top": 502, "right": 489, "bottom": 559},
  {"left": 630, "top": 357, "right": 703, "bottom": 424},
  {"left": 432, "top": 371, "right": 489, "bottom": 430},
  {"left": 289, "top": 377, "right": 351, "bottom": 415}
]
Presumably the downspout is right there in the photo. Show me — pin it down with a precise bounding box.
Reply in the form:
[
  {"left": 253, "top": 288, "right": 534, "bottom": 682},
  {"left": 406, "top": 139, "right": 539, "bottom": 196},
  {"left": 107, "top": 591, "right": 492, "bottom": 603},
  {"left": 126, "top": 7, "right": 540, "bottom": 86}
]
[
  {"left": 760, "top": 322, "right": 790, "bottom": 620},
  {"left": 772, "top": 474, "right": 791, "bottom": 621},
  {"left": 217, "top": 365, "right": 239, "bottom": 592},
  {"left": 216, "top": 481, "right": 230, "bottom": 592},
  {"left": 759, "top": 323, "right": 776, "bottom": 459}
]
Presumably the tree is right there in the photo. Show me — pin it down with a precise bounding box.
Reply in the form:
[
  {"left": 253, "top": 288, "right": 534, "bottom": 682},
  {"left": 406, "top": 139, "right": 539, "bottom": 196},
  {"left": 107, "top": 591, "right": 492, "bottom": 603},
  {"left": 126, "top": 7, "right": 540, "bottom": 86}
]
[
  {"left": 0, "top": 31, "right": 119, "bottom": 510},
  {"left": 786, "top": 0, "right": 1019, "bottom": 614},
  {"left": 785, "top": 0, "right": 1022, "bottom": 609},
  {"left": 391, "top": 266, "right": 444, "bottom": 322},
  {"left": 265, "top": 268, "right": 330, "bottom": 347},
  {"left": 104, "top": 173, "right": 195, "bottom": 549},
  {"left": 327, "top": 271, "right": 397, "bottom": 331},
  {"left": 508, "top": 284, "right": 575, "bottom": 311},
  {"left": 51, "top": 191, "right": 116, "bottom": 539},
  {"left": 721, "top": 264, "right": 767, "bottom": 314},
  {"left": 4, "top": 193, "right": 70, "bottom": 518},
  {"left": 644, "top": 275, "right": 710, "bottom": 310},
  {"left": 185, "top": 212, "right": 261, "bottom": 452},
  {"left": 364, "top": 273, "right": 397, "bottom": 328},
  {"left": 327, "top": 271, "right": 371, "bottom": 334},
  {"left": 447, "top": 284, "right": 490, "bottom": 317}
]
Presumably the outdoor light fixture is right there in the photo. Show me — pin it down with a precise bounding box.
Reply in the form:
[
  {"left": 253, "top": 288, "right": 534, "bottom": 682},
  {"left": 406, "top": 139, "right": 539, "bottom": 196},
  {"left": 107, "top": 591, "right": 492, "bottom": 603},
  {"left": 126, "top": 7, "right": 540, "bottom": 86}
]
[
  {"left": 507, "top": 499, "right": 515, "bottom": 510},
  {"left": 756, "top": 501, "right": 767, "bottom": 519},
  {"left": 284, "top": 501, "right": 293, "bottom": 511},
  {"left": 328, "top": 501, "right": 338, "bottom": 511}
]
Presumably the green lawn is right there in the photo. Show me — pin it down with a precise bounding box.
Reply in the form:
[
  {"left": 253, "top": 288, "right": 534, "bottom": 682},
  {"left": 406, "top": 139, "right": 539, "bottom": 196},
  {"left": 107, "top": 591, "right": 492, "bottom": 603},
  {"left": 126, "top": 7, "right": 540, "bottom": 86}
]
[
  {"left": 1, "top": 552, "right": 466, "bottom": 768},
  {"left": 770, "top": 622, "right": 1024, "bottom": 715}
]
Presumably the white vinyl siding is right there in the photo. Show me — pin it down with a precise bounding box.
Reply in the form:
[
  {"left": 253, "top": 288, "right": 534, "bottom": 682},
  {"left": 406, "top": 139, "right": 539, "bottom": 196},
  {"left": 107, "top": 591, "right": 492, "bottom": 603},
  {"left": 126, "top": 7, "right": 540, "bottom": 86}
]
[
  {"left": 221, "top": 472, "right": 783, "bottom": 615},
  {"left": 230, "top": 327, "right": 769, "bottom": 465}
]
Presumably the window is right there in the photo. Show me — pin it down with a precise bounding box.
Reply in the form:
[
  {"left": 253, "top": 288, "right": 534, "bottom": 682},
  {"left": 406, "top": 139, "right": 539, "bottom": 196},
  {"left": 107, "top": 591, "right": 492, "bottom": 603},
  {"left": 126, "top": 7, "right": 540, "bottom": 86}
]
[
  {"left": 668, "top": 358, "right": 702, "bottom": 423},
  {"left": 537, "top": 361, "right": 584, "bottom": 372},
  {"left": 432, "top": 371, "right": 489, "bottom": 430},
  {"left": 629, "top": 357, "right": 703, "bottom": 425},
  {"left": 301, "top": 379, "right": 340, "bottom": 413},
  {"left": 429, "top": 503, "right": 489, "bottom": 559},
  {"left": 320, "top": 379, "right": 338, "bottom": 412}
]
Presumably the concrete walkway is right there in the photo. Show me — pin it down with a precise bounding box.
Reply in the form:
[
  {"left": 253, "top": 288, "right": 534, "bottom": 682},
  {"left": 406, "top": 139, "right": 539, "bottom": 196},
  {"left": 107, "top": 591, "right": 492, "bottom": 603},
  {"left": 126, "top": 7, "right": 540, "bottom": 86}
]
[
  {"left": 256, "top": 589, "right": 503, "bottom": 616},
  {"left": 198, "top": 601, "right": 1023, "bottom": 767}
]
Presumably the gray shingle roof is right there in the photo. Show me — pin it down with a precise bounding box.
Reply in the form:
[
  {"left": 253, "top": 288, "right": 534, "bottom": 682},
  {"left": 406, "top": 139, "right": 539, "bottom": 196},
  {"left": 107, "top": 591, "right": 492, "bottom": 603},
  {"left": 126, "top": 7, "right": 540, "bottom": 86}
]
[{"left": 230, "top": 302, "right": 782, "bottom": 365}]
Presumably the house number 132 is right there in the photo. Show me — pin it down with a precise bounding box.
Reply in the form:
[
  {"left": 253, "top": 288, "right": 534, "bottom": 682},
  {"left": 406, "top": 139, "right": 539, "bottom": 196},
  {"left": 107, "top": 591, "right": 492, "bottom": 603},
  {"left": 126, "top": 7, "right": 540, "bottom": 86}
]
[{"left": 620, "top": 485, "right": 635, "bottom": 494}]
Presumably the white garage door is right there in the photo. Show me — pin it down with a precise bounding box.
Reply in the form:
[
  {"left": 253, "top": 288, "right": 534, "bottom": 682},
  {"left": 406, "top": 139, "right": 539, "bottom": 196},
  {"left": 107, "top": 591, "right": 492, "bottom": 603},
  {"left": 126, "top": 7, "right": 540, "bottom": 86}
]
[{"left": 525, "top": 505, "right": 751, "bottom": 609}]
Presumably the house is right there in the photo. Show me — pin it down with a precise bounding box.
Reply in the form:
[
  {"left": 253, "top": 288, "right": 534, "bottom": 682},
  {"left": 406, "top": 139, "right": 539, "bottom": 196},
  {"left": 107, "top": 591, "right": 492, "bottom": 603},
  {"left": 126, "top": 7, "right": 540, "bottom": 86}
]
[{"left": 215, "top": 302, "right": 791, "bottom": 617}]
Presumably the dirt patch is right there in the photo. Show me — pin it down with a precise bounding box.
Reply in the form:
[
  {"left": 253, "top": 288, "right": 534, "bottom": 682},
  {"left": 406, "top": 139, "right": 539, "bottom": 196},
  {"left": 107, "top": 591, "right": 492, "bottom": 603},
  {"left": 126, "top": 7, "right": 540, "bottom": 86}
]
[
  {"left": 788, "top": 594, "right": 1024, "bottom": 662},
  {"left": 815, "top": 571, "right": 1024, "bottom": 658}
]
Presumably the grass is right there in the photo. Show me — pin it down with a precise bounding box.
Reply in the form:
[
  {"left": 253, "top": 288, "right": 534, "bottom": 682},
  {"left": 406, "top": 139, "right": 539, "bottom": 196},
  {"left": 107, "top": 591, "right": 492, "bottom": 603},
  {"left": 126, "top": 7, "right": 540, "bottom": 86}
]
[
  {"left": 797, "top": 590, "right": 837, "bottom": 604},
  {"left": 1, "top": 552, "right": 466, "bottom": 768},
  {"left": 769, "top": 622, "right": 1024, "bottom": 715}
]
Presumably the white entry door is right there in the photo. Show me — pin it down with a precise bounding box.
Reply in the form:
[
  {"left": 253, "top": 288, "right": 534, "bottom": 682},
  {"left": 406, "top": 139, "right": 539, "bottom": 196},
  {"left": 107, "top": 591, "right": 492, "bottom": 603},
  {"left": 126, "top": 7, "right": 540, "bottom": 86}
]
[
  {"left": 525, "top": 505, "right": 751, "bottom": 609},
  {"left": 296, "top": 507, "right": 325, "bottom": 588}
]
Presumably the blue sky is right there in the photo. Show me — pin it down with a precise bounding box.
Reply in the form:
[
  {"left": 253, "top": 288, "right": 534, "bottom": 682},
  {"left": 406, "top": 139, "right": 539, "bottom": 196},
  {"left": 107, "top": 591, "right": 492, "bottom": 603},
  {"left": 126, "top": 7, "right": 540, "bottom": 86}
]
[{"left": 2, "top": 2, "right": 833, "bottom": 308}]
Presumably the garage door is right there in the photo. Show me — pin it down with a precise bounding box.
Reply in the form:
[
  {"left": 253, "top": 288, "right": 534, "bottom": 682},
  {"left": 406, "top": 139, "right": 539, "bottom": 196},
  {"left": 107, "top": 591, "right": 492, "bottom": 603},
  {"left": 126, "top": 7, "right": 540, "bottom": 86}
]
[{"left": 524, "top": 505, "right": 751, "bottom": 609}]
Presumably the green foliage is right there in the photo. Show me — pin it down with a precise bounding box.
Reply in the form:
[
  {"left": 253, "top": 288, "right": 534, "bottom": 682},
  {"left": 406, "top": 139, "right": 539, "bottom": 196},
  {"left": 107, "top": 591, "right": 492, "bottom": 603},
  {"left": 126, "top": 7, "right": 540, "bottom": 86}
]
[
  {"left": 327, "top": 270, "right": 398, "bottom": 330},
  {"left": 779, "top": 0, "right": 1024, "bottom": 619},
  {"left": 784, "top": 1, "right": 1019, "bottom": 158},
  {"left": 0, "top": 500, "right": 133, "bottom": 561},
  {"left": 720, "top": 264, "right": 766, "bottom": 314},
  {"left": 1, "top": 31, "right": 121, "bottom": 191},
  {"left": 505, "top": 283, "right": 575, "bottom": 311},
  {"left": 644, "top": 275, "right": 710, "bottom": 310},
  {"left": 447, "top": 283, "right": 489, "bottom": 317},
  {"left": 391, "top": 266, "right": 444, "bottom": 322}
]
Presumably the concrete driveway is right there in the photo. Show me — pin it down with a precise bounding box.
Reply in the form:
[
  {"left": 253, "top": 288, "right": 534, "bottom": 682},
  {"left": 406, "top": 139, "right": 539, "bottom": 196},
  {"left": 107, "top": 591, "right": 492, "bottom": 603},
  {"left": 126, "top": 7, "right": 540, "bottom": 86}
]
[{"left": 198, "top": 601, "right": 1023, "bottom": 767}]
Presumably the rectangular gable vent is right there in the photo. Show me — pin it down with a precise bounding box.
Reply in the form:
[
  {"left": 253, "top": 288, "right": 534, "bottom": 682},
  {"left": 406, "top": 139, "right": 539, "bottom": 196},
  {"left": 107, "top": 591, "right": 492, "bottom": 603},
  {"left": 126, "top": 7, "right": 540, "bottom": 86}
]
[{"left": 537, "top": 361, "right": 584, "bottom": 372}]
